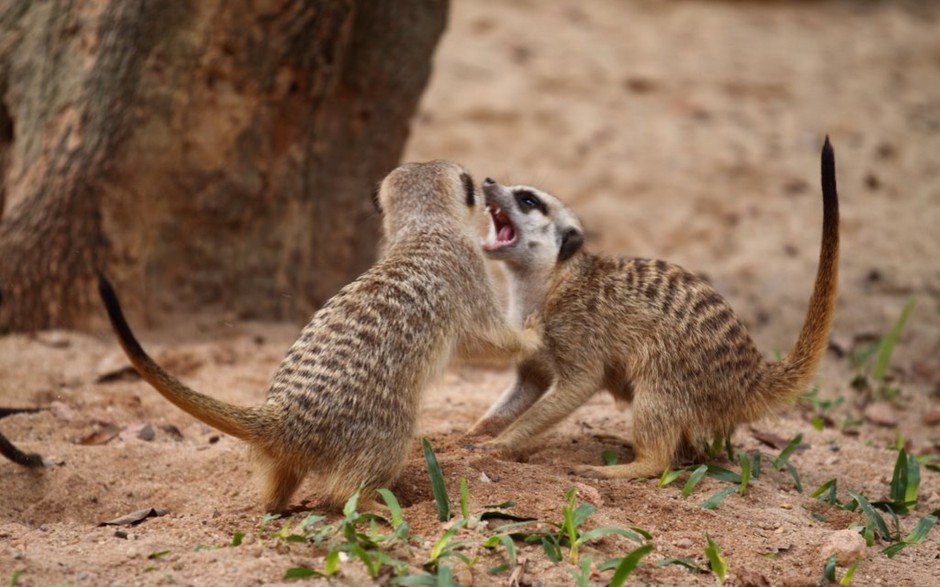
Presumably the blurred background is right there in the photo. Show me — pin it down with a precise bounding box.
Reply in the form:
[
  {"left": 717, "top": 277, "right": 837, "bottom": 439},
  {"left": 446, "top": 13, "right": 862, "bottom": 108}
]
[
  {"left": 0, "top": 0, "right": 937, "bottom": 388},
  {"left": 405, "top": 0, "right": 940, "bottom": 390}
]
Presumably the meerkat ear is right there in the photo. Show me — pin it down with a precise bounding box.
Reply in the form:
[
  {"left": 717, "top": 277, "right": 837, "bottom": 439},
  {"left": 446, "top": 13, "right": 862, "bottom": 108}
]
[
  {"left": 370, "top": 184, "right": 382, "bottom": 213},
  {"left": 558, "top": 227, "right": 584, "bottom": 262},
  {"left": 460, "top": 172, "right": 476, "bottom": 207}
]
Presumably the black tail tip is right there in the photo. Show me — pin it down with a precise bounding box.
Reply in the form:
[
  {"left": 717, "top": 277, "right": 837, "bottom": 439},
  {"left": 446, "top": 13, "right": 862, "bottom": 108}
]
[
  {"left": 97, "top": 272, "right": 114, "bottom": 301},
  {"left": 821, "top": 135, "right": 835, "bottom": 173}
]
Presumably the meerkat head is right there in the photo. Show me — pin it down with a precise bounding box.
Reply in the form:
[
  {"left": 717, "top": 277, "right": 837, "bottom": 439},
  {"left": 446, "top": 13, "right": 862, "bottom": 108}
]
[
  {"left": 377, "top": 160, "right": 482, "bottom": 238},
  {"left": 480, "top": 179, "right": 584, "bottom": 272}
]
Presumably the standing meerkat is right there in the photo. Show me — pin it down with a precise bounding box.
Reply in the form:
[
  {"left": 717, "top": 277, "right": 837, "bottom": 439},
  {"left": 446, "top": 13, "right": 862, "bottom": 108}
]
[
  {"left": 99, "top": 160, "right": 540, "bottom": 512},
  {"left": 467, "top": 139, "right": 839, "bottom": 480}
]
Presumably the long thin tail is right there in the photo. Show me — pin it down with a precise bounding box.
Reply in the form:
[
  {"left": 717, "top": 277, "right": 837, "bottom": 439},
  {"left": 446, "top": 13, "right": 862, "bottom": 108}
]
[
  {"left": 768, "top": 137, "right": 840, "bottom": 398},
  {"left": 98, "top": 275, "right": 266, "bottom": 441}
]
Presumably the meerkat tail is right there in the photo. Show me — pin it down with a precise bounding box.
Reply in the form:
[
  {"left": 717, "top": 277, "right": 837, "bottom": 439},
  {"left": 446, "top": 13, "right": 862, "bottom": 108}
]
[
  {"left": 98, "top": 275, "right": 266, "bottom": 441},
  {"left": 769, "top": 137, "right": 840, "bottom": 399}
]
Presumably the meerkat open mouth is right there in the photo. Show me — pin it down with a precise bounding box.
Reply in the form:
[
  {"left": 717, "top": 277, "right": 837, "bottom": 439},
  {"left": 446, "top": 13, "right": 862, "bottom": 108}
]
[{"left": 482, "top": 205, "right": 517, "bottom": 252}]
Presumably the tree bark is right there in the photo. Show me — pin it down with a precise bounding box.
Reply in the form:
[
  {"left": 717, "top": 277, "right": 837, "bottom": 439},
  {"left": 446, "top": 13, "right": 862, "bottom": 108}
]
[{"left": 0, "top": 0, "right": 448, "bottom": 331}]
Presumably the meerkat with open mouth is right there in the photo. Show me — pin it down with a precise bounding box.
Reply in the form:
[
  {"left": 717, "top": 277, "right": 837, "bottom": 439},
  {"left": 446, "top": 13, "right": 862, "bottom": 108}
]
[
  {"left": 100, "top": 160, "right": 541, "bottom": 512},
  {"left": 468, "top": 139, "right": 839, "bottom": 480}
]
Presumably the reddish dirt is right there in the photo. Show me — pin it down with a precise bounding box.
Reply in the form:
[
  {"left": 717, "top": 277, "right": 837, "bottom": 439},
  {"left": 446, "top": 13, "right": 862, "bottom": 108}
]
[{"left": 2, "top": 0, "right": 939, "bottom": 585}]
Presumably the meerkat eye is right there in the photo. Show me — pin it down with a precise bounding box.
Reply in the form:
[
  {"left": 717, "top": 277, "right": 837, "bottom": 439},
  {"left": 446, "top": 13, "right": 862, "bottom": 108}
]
[
  {"left": 513, "top": 189, "right": 548, "bottom": 215},
  {"left": 460, "top": 172, "right": 476, "bottom": 207}
]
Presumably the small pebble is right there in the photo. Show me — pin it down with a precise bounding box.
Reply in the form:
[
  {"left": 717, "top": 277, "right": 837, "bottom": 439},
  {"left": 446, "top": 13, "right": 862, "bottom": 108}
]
[
  {"left": 819, "top": 529, "right": 866, "bottom": 565},
  {"left": 863, "top": 402, "right": 899, "bottom": 427},
  {"left": 675, "top": 538, "right": 693, "bottom": 549},
  {"left": 923, "top": 408, "right": 940, "bottom": 427}
]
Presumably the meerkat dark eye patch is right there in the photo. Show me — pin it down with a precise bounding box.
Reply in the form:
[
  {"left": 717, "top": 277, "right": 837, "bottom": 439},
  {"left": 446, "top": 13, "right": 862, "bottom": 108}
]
[
  {"left": 513, "top": 189, "right": 548, "bottom": 215},
  {"left": 460, "top": 172, "right": 476, "bottom": 207}
]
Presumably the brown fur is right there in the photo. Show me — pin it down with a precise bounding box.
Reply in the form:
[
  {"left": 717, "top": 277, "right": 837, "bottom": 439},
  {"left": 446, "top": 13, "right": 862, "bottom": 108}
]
[
  {"left": 469, "top": 139, "right": 839, "bottom": 479},
  {"left": 100, "top": 160, "right": 539, "bottom": 511}
]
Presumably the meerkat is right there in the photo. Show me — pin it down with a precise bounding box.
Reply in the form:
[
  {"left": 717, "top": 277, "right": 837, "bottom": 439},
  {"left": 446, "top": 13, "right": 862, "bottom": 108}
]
[
  {"left": 467, "top": 138, "right": 839, "bottom": 480},
  {"left": 99, "top": 160, "right": 540, "bottom": 512},
  {"left": 0, "top": 407, "right": 46, "bottom": 467}
]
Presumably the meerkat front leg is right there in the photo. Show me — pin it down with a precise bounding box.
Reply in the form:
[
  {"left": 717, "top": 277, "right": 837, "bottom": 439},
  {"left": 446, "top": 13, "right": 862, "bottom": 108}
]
[
  {"left": 466, "top": 357, "right": 553, "bottom": 438},
  {"left": 458, "top": 305, "right": 542, "bottom": 361},
  {"left": 483, "top": 369, "right": 601, "bottom": 456}
]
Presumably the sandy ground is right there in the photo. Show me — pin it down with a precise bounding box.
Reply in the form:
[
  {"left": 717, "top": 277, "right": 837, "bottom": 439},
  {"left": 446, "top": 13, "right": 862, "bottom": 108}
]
[{"left": 3, "top": 0, "right": 940, "bottom": 585}]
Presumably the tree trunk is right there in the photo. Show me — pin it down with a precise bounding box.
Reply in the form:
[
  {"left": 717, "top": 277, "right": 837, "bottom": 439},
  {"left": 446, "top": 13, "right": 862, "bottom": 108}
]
[{"left": 0, "top": 0, "right": 448, "bottom": 332}]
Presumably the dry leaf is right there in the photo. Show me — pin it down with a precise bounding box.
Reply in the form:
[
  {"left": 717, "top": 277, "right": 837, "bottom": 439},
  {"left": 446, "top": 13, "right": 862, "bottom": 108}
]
[
  {"left": 99, "top": 507, "right": 169, "bottom": 527},
  {"left": 77, "top": 423, "right": 122, "bottom": 445}
]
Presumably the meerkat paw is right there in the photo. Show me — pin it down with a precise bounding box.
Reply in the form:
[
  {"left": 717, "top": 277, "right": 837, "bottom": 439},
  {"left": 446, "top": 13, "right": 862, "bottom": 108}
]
[
  {"left": 570, "top": 464, "right": 614, "bottom": 479},
  {"left": 464, "top": 415, "right": 511, "bottom": 439},
  {"left": 359, "top": 498, "right": 391, "bottom": 516},
  {"left": 460, "top": 440, "right": 501, "bottom": 453},
  {"left": 521, "top": 315, "right": 544, "bottom": 352},
  {"left": 461, "top": 439, "right": 525, "bottom": 461}
]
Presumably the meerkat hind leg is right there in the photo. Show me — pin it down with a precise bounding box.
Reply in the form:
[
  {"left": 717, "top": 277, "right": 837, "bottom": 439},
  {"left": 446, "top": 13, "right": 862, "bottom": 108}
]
[
  {"left": 258, "top": 460, "right": 306, "bottom": 514},
  {"left": 573, "top": 391, "right": 680, "bottom": 480}
]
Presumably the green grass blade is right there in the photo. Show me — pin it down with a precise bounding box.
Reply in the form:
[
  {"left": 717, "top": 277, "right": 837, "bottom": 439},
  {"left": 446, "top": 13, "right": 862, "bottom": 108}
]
[
  {"left": 704, "top": 533, "right": 727, "bottom": 586},
  {"left": 682, "top": 464, "right": 709, "bottom": 497},
  {"left": 230, "top": 531, "right": 245, "bottom": 546},
  {"left": 872, "top": 298, "right": 916, "bottom": 382},
  {"left": 377, "top": 488, "right": 404, "bottom": 529},
  {"left": 541, "top": 535, "right": 563, "bottom": 563},
  {"left": 785, "top": 461, "right": 803, "bottom": 493},
  {"left": 342, "top": 490, "right": 360, "bottom": 518},
  {"left": 284, "top": 566, "right": 322, "bottom": 580},
  {"left": 609, "top": 544, "right": 654, "bottom": 587},
  {"left": 429, "top": 519, "right": 467, "bottom": 563},
  {"left": 840, "top": 559, "right": 859, "bottom": 585},
  {"left": 602, "top": 449, "right": 619, "bottom": 465},
  {"left": 459, "top": 478, "right": 469, "bottom": 520},
  {"left": 389, "top": 575, "right": 438, "bottom": 586},
  {"left": 905, "top": 452, "right": 920, "bottom": 507},
  {"left": 571, "top": 503, "right": 598, "bottom": 530},
  {"left": 773, "top": 433, "right": 803, "bottom": 470},
  {"left": 882, "top": 513, "right": 938, "bottom": 558},
  {"left": 631, "top": 526, "right": 654, "bottom": 541},
  {"left": 567, "top": 556, "right": 592, "bottom": 587},
  {"left": 847, "top": 491, "right": 891, "bottom": 542},
  {"left": 7, "top": 570, "right": 23, "bottom": 587},
  {"left": 811, "top": 479, "right": 840, "bottom": 506},
  {"left": 822, "top": 554, "right": 837, "bottom": 582},
  {"left": 579, "top": 526, "right": 645, "bottom": 545},
  {"left": 659, "top": 467, "right": 686, "bottom": 487},
  {"left": 704, "top": 465, "right": 742, "bottom": 484},
  {"left": 483, "top": 534, "right": 517, "bottom": 566},
  {"left": 700, "top": 486, "right": 738, "bottom": 510},
  {"left": 435, "top": 565, "right": 456, "bottom": 587},
  {"left": 421, "top": 438, "right": 451, "bottom": 522},
  {"left": 738, "top": 451, "right": 751, "bottom": 495},
  {"left": 751, "top": 450, "right": 762, "bottom": 479},
  {"left": 889, "top": 449, "right": 908, "bottom": 506}
]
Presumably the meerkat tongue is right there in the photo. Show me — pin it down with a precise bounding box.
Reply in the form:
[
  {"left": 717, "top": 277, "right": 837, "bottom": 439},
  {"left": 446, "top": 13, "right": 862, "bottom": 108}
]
[{"left": 498, "top": 222, "right": 515, "bottom": 243}]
